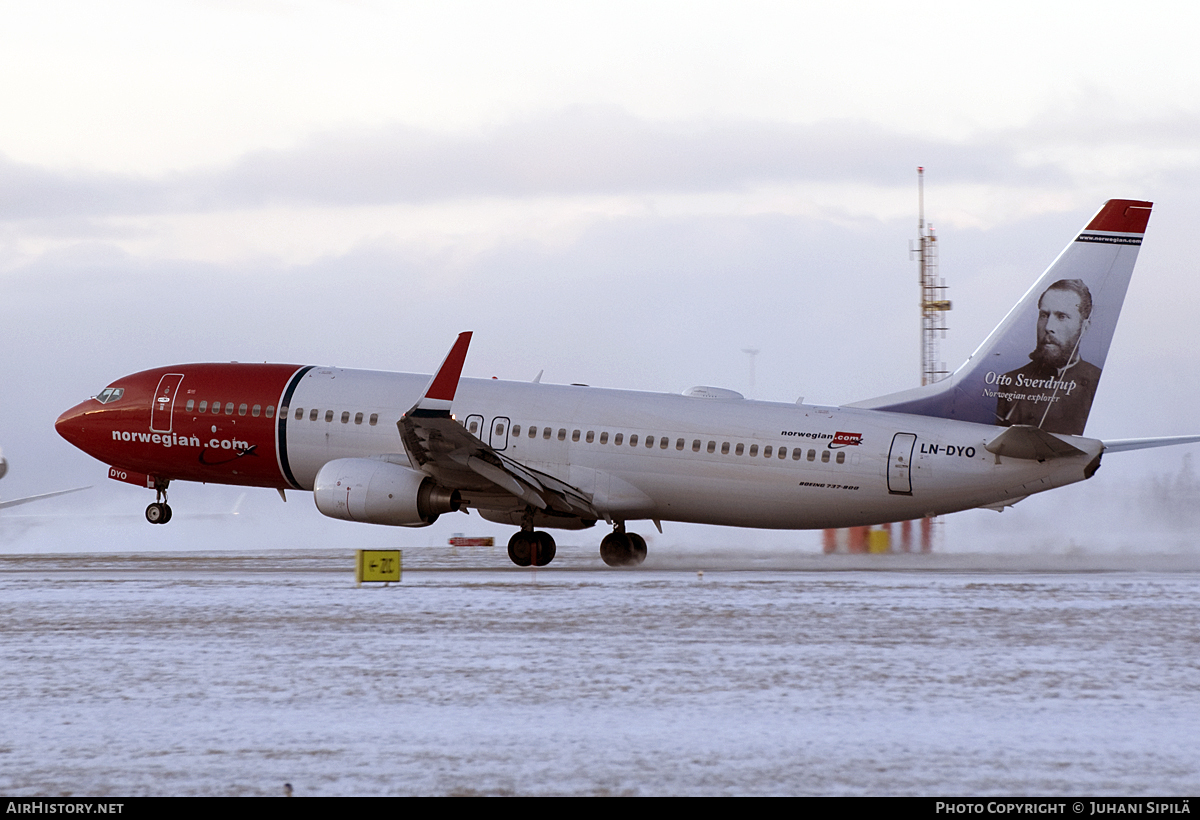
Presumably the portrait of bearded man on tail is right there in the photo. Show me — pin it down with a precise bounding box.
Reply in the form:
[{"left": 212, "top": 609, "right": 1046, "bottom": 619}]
[{"left": 995, "top": 278, "right": 1101, "bottom": 436}]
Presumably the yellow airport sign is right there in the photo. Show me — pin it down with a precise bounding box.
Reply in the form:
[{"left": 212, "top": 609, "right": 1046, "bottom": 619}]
[{"left": 356, "top": 550, "right": 401, "bottom": 585}]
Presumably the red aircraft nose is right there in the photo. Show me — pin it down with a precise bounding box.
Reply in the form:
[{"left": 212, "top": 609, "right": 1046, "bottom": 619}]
[{"left": 56, "top": 401, "right": 95, "bottom": 452}]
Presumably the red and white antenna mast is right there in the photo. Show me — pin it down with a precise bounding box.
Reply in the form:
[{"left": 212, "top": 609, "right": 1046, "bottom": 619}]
[{"left": 913, "top": 167, "right": 951, "bottom": 386}]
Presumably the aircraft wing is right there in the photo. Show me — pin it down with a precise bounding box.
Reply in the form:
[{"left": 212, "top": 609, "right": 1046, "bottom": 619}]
[
  {"left": 396, "top": 332, "right": 599, "bottom": 519},
  {"left": 0, "top": 486, "right": 90, "bottom": 510}
]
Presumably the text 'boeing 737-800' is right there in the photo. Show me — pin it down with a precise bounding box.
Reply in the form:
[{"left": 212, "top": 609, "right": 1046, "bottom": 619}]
[{"left": 55, "top": 199, "right": 1200, "bottom": 566}]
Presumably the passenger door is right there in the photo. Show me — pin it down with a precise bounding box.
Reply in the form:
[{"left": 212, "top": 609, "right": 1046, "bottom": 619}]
[
  {"left": 887, "top": 433, "right": 917, "bottom": 495},
  {"left": 150, "top": 374, "right": 185, "bottom": 434}
]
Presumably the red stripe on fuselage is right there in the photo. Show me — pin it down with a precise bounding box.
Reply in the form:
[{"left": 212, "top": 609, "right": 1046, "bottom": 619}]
[{"left": 56, "top": 363, "right": 304, "bottom": 488}]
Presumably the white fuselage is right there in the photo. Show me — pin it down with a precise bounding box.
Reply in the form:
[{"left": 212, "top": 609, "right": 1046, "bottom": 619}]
[{"left": 280, "top": 368, "right": 1101, "bottom": 530}]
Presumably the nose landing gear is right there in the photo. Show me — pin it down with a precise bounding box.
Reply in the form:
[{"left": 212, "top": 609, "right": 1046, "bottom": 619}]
[
  {"left": 599, "top": 523, "right": 647, "bottom": 567},
  {"left": 145, "top": 482, "right": 172, "bottom": 525}
]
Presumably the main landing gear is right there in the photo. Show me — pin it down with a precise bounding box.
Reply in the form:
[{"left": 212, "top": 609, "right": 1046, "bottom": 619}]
[
  {"left": 507, "top": 529, "right": 556, "bottom": 567},
  {"left": 506, "top": 506, "right": 557, "bottom": 567},
  {"left": 145, "top": 483, "right": 172, "bottom": 525},
  {"left": 600, "top": 523, "right": 647, "bottom": 567},
  {"left": 504, "top": 512, "right": 648, "bottom": 568}
]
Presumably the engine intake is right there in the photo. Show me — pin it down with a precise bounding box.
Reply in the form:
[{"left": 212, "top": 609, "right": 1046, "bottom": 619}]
[{"left": 313, "top": 458, "right": 460, "bottom": 527}]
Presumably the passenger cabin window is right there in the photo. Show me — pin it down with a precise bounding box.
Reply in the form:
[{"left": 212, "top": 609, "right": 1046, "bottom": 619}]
[
  {"left": 558, "top": 428, "right": 567, "bottom": 441},
  {"left": 629, "top": 434, "right": 639, "bottom": 447},
  {"left": 764, "top": 445, "right": 773, "bottom": 458},
  {"left": 468, "top": 420, "right": 479, "bottom": 434},
  {"left": 749, "top": 444, "right": 758, "bottom": 457},
  {"left": 692, "top": 439, "right": 701, "bottom": 452},
  {"left": 836, "top": 451, "right": 845, "bottom": 464},
  {"left": 586, "top": 431, "right": 594, "bottom": 443},
  {"left": 199, "top": 401, "right": 208, "bottom": 413},
  {"left": 212, "top": 402, "right": 221, "bottom": 414},
  {"left": 721, "top": 442, "right": 730, "bottom": 455},
  {"left": 660, "top": 438, "right": 668, "bottom": 450},
  {"left": 325, "top": 410, "right": 334, "bottom": 423},
  {"left": 512, "top": 425, "right": 521, "bottom": 437},
  {"left": 676, "top": 438, "right": 684, "bottom": 451},
  {"left": 600, "top": 432, "right": 609, "bottom": 444},
  {"left": 186, "top": 400, "right": 195, "bottom": 412},
  {"left": 239, "top": 404, "right": 248, "bottom": 417},
  {"left": 341, "top": 411, "right": 350, "bottom": 424},
  {"left": 807, "top": 449, "right": 816, "bottom": 461},
  {"left": 369, "top": 414, "right": 379, "bottom": 426},
  {"left": 496, "top": 422, "right": 506, "bottom": 436},
  {"left": 295, "top": 408, "right": 304, "bottom": 420},
  {"left": 225, "top": 402, "right": 234, "bottom": 415},
  {"left": 614, "top": 433, "right": 624, "bottom": 446},
  {"left": 310, "top": 409, "right": 319, "bottom": 421},
  {"left": 252, "top": 405, "right": 261, "bottom": 417},
  {"left": 778, "top": 447, "right": 787, "bottom": 459},
  {"left": 821, "top": 450, "right": 830, "bottom": 463},
  {"left": 645, "top": 436, "right": 654, "bottom": 448},
  {"left": 707, "top": 441, "right": 716, "bottom": 454},
  {"left": 354, "top": 412, "right": 363, "bottom": 425},
  {"left": 735, "top": 443, "right": 744, "bottom": 456},
  {"left": 529, "top": 426, "right": 537, "bottom": 438},
  {"left": 543, "top": 428, "right": 552, "bottom": 440},
  {"left": 571, "top": 429, "right": 580, "bottom": 442},
  {"left": 267, "top": 406, "right": 276, "bottom": 419}
]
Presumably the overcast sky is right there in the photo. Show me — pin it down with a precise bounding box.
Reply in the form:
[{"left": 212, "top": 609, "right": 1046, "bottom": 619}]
[{"left": 4, "top": 0, "right": 1200, "bottom": 554}]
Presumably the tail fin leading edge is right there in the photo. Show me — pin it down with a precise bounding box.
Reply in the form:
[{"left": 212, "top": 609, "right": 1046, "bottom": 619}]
[{"left": 849, "top": 200, "right": 1152, "bottom": 436}]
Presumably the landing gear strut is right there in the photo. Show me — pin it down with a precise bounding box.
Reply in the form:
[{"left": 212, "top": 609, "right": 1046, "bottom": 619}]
[
  {"left": 145, "top": 482, "right": 172, "bottom": 525},
  {"left": 599, "top": 523, "right": 647, "bottom": 567}
]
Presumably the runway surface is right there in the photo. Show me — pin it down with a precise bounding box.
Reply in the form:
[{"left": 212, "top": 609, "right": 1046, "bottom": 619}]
[{"left": 3, "top": 546, "right": 1199, "bottom": 796}]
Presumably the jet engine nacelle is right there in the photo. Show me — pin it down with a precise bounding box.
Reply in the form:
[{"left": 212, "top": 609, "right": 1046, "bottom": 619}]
[{"left": 313, "top": 458, "right": 460, "bottom": 527}]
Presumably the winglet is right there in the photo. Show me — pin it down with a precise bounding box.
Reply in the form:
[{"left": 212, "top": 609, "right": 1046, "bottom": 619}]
[{"left": 410, "top": 332, "right": 473, "bottom": 416}]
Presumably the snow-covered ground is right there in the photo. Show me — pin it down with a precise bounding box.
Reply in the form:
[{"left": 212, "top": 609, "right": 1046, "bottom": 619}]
[{"left": 2, "top": 547, "right": 1199, "bottom": 796}]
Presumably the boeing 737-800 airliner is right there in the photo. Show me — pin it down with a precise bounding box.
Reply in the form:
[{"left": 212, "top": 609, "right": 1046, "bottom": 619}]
[{"left": 55, "top": 199, "right": 1199, "bottom": 566}]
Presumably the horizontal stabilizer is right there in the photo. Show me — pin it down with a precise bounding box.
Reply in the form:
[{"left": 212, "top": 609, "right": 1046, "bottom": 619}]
[
  {"left": 1103, "top": 435, "right": 1200, "bottom": 453},
  {"left": 985, "top": 425, "right": 1085, "bottom": 460}
]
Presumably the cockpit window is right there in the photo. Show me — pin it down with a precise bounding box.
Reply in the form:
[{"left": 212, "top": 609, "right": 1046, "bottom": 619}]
[{"left": 95, "top": 387, "right": 124, "bottom": 404}]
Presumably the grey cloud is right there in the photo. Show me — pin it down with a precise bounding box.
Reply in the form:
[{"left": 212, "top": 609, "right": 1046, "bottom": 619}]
[
  {"left": 0, "top": 109, "right": 1080, "bottom": 220},
  {"left": 0, "top": 156, "right": 168, "bottom": 220},
  {"left": 211, "top": 110, "right": 1037, "bottom": 204}
]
